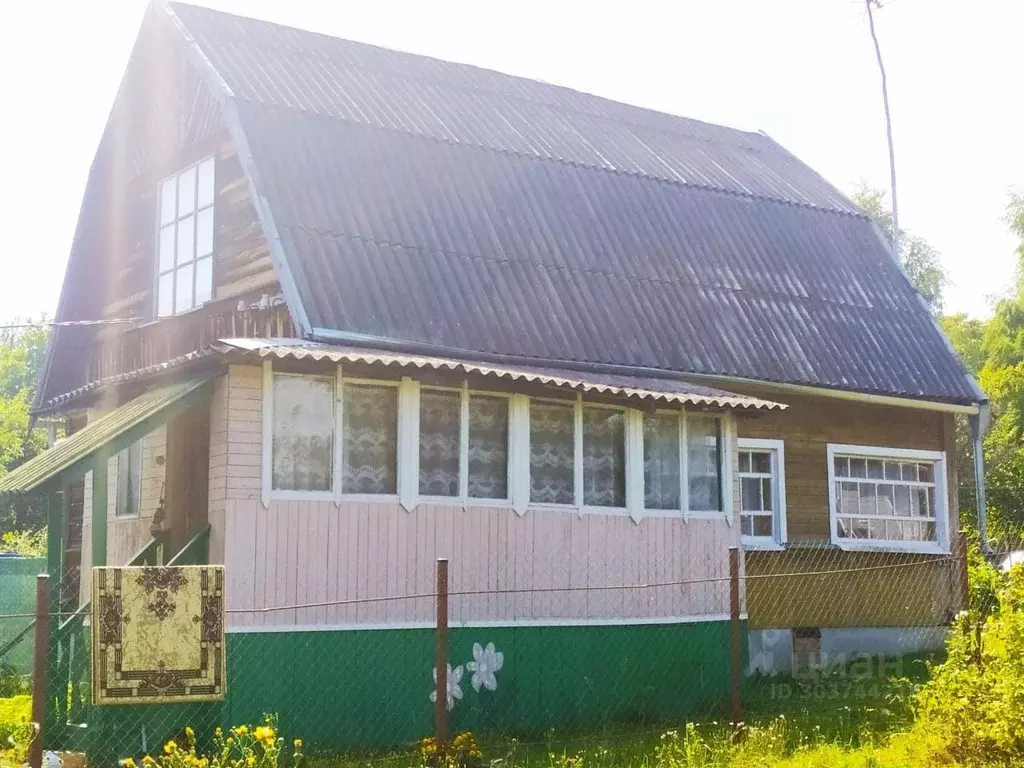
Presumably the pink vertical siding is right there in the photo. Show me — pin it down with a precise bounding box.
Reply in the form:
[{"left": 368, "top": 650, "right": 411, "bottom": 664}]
[{"left": 218, "top": 365, "right": 739, "bottom": 629}]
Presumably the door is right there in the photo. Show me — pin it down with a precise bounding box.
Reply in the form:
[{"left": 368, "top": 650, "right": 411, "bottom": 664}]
[{"left": 163, "top": 402, "right": 211, "bottom": 553}]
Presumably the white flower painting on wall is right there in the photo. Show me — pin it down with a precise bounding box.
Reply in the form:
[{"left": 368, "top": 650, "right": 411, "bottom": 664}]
[
  {"left": 466, "top": 642, "right": 504, "bottom": 692},
  {"left": 429, "top": 663, "right": 464, "bottom": 711},
  {"left": 428, "top": 642, "right": 504, "bottom": 710}
]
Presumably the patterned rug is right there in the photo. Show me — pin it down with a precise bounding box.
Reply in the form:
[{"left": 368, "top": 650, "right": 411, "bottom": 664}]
[{"left": 92, "top": 565, "right": 225, "bottom": 705}]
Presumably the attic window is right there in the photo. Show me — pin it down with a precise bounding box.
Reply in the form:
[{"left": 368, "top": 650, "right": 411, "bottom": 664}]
[{"left": 156, "top": 157, "right": 215, "bottom": 317}]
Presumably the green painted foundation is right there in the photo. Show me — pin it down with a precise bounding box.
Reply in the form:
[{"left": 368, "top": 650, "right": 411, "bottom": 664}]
[{"left": 81, "top": 620, "right": 741, "bottom": 763}]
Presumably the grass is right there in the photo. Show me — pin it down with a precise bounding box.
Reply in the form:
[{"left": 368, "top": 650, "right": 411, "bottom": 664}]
[{"left": 0, "top": 694, "right": 32, "bottom": 768}]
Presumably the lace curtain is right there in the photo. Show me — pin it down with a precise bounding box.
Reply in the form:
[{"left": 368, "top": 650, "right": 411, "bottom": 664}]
[
  {"left": 582, "top": 407, "right": 625, "bottom": 507},
  {"left": 342, "top": 384, "right": 398, "bottom": 494},
  {"left": 687, "top": 415, "right": 722, "bottom": 511},
  {"left": 419, "top": 390, "right": 460, "bottom": 496},
  {"left": 529, "top": 401, "right": 574, "bottom": 504},
  {"left": 272, "top": 375, "right": 335, "bottom": 491},
  {"left": 468, "top": 395, "right": 508, "bottom": 499},
  {"left": 643, "top": 413, "right": 680, "bottom": 510}
]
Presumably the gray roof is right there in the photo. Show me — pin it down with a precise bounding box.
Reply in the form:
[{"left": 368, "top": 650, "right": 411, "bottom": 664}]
[{"left": 165, "top": 2, "right": 979, "bottom": 404}]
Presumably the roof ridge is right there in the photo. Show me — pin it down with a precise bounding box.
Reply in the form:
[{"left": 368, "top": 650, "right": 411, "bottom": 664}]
[
  {"left": 243, "top": 98, "right": 867, "bottom": 218},
  {"left": 165, "top": 2, "right": 775, "bottom": 154}
]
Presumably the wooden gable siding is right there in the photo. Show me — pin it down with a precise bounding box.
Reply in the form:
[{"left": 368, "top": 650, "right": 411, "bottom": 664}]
[
  {"left": 732, "top": 389, "right": 954, "bottom": 540},
  {"left": 727, "top": 384, "right": 959, "bottom": 629},
  {"left": 211, "top": 366, "right": 737, "bottom": 629},
  {"left": 43, "top": 9, "right": 278, "bottom": 406}
]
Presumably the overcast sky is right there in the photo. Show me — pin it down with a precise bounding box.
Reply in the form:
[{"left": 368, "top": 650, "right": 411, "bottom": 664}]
[{"left": 1, "top": 0, "right": 1020, "bottom": 322}]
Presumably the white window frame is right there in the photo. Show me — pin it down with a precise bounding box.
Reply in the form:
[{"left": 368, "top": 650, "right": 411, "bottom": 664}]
[
  {"left": 417, "top": 382, "right": 513, "bottom": 507},
  {"left": 826, "top": 443, "right": 949, "bottom": 555},
  {"left": 155, "top": 156, "right": 216, "bottom": 317},
  {"left": 737, "top": 438, "right": 787, "bottom": 550},
  {"left": 641, "top": 410, "right": 732, "bottom": 520},
  {"left": 259, "top": 363, "right": 736, "bottom": 525}
]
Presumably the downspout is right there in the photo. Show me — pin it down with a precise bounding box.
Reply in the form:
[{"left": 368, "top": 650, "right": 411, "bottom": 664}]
[{"left": 970, "top": 402, "right": 991, "bottom": 550}]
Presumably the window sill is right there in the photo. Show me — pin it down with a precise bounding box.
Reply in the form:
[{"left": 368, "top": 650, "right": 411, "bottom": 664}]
[
  {"left": 833, "top": 539, "right": 949, "bottom": 556},
  {"left": 742, "top": 538, "right": 785, "bottom": 551}
]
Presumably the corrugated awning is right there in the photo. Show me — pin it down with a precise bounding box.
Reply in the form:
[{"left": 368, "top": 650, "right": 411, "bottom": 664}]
[
  {"left": 0, "top": 378, "right": 212, "bottom": 496},
  {"left": 215, "top": 338, "right": 785, "bottom": 411}
]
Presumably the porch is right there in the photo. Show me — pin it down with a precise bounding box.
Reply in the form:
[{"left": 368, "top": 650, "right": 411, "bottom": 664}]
[{"left": 0, "top": 377, "right": 216, "bottom": 754}]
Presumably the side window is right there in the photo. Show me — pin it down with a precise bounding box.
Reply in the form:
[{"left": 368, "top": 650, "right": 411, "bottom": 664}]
[
  {"left": 115, "top": 440, "right": 143, "bottom": 518},
  {"left": 738, "top": 439, "right": 786, "bottom": 547}
]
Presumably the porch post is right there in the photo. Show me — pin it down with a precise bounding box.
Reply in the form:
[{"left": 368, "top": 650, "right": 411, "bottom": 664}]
[
  {"left": 91, "top": 455, "right": 108, "bottom": 568},
  {"left": 42, "top": 491, "right": 64, "bottom": 750}
]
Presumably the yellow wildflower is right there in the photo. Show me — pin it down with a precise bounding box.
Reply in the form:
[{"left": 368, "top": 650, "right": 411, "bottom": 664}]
[
  {"left": 123, "top": 758, "right": 137, "bottom": 768},
  {"left": 293, "top": 739, "right": 303, "bottom": 750},
  {"left": 246, "top": 756, "right": 256, "bottom": 767},
  {"left": 254, "top": 725, "right": 275, "bottom": 744},
  {"left": 143, "top": 757, "right": 156, "bottom": 767},
  {"left": 233, "top": 725, "right": 249, "bottom": 736},
  {"left": 164, "top": 741, "right": 178, "bottom": 755}
]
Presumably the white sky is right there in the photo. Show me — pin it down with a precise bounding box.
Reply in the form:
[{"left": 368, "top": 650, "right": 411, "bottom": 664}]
[{"left": 1, "top": 0, "right": 1021, "bottom": 322}]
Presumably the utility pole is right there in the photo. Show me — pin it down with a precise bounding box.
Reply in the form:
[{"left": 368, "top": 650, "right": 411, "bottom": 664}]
[{"left": 866, "top": 0, "right": 899, "bottom": 256}]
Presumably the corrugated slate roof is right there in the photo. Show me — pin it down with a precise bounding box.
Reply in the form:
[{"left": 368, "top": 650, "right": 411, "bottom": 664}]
[
  {"left": 164, "top": 2, "right": 980, "bottom": 404},
  {"left": 216, "top": 338, "right": 786, "bottom": 411}
]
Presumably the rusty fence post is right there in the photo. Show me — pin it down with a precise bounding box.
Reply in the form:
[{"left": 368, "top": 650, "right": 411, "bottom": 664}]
[
  {"left": 957, "top": 530, "right": 971, "bottom": 615},
  {"left": 729, "top": 547, "right": 743, "bottom": 735},
  {"left": 435, "top": 558, "right": 449, "bottom": 750},
  {"left": 29, "top": 574, "right": 50, "bottom": 768}
]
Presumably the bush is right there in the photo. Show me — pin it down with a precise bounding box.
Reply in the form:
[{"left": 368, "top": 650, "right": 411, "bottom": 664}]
[
  {"left": 0, "top": 694, "right": 33, "bottom": 767},
  {"left": 0, "top": 529, "right": 45, "bottom": 557},
  {"left": 912, "top": 564, "right": 1024, "bottom": 764}
]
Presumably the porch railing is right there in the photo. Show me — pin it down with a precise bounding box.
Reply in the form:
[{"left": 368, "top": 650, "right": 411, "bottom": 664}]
[{"left": 167, "top": 524, "right": 212, "bottom": 566}]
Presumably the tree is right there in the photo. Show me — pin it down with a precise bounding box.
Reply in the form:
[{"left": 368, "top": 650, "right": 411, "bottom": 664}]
[
  {"left": 851, "top": 185, "right": 947, "bottom": 313},
  {"left": 0, "top": 321, "right": 50, "bottom": 534}
]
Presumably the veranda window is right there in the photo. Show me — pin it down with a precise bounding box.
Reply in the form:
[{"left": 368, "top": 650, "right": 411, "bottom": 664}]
[
  {"left": 642, "top": 412, "right": 726, "bottom": 514},
  {"left": 342, "top": 384, "right": 398, "bottom": 495},
  {"left": 417, "top": 389, "right": 509, "bottom": 500},
  {"left": 271, "top": 374, "right": 335, "bottom": 492},
  {"left": 157, "top": 157, "right": 215, "bottom": 316},
  {"left": 582, "top": 406, "right": 626, "bottom": 507},
  {"left": 529, "top": 401, "right": 575, "bottom": 505},
  {"left": 114, "top": 440, "right": 143, "bottom": 518},
  {"left": 828, "top": 444, "right": 947, "bottom": 551}
]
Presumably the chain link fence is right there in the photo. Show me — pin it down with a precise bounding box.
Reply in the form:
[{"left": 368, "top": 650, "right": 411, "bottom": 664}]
[{"left": 2, "top": 522, "right": 1022, "bottom": 767}]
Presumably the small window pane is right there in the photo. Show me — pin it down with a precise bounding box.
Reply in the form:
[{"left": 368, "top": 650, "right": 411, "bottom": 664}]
[
  {"left": 115, "top": 441, "right": 143, "bottom": 518},
  {"left": 530, "top": 401, "right": 575, "bottom": 504},
  {"left": 761, "top": 477, "right": 773, "bottom": 510},
  {"left": 751, "top": 451, "right": 771, "bottom": 474},
  {"left": 752, "top": 515, "right": 773, "bottom": 537},
  {"left": 918, "top": 463, "right": 934, "bottom": 483},
  {"left": 174, "top": 263, "right": 194, "bottom": 313},
  {"left": 738, "top": 451, "right": 750, "bottom": 474},
  {"left": 858, "top": 483, "right": 876, "bottom": 515},
  {"left": 194, "top": 257, "right": 213, "bottom": 305},
  {"left": 419, "top": 390, "right": 460, "bottom": 497},
  {"left": 160, "top": 177, "right": 177, "bottom": 225},
  {"left": 582, "top": 407, "right": 625, "bottom": 507},
  {"left": 644, "top": 414, "right": 680, "bottom": 510},
  {"left": 877, "top": 484, "right": 895, "bottom": 516},
  {"left": 343, "top": 385, "right": 398, "bottom": 494},
  {"left": 901, "top": 462, "right": 919, "bottom": 482},
  {"left": 834, "top": 456, "right": 849, "bottom": 477},
  {"left": 178, "top": 165, "right": 197, "bottom": 215},
  {"left": 741, "top": 477, "right": 762, "bottom": 512},
  {"left": 196, "top": 207, "right": 214, "bottom": 257},
  {"left": 159, "top": 225, "right": 176, "bottom": 273},
  {"left": 157, "top": 273, "right": 174, "bottom": 317},
  {"left": 848, "top": 458, "right": 867, "bottom": 479},
  {"left": 883, "top": 461, "right": 901, "bottom": 480},
  {"left": 197, "top": 157, "right": 216, "bottom": 208},
  {"left": 894, "top": 485, "right": 911, "bottom": 517},
  {"left": 687, "top": 416, "right": 721, "bottom": 512},
  {"left": 866, "top": 459, "right": 883, "bottom": 479},
  {"left": 468, "top": 395, "right": 508, "bottom": 499},
  {"left": 272, "top": 376, "right": 334, "bottom": 491},
  {"left": 176, "top": 215, "right": 195, "bottom": 265},
  {"left": 741, "top": 515, "right": 753, "bottom": 536}
]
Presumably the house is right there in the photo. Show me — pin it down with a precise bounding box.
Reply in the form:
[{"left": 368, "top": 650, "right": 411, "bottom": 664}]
[{"left": 1, "top": 0, "right": 985, "bottom": 756}]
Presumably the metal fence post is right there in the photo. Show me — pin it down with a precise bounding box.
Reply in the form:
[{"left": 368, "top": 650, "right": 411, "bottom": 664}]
[
  {"left": 435, "top": 558, "right": 449, "bottom": 749},
  {"left": 957, "top": 530, "right": 971, "bottom": 615},
  {"left": 729, "top": 546, "right": 743, "bottom": 733},
  {"left": 29, "top": 574, "right": 50, "bottom": 768}
]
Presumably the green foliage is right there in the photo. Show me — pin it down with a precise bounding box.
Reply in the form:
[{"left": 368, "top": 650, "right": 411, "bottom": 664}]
[
  {"left": 0, "top": 528, "right": 45, "bottom": 557},
  {"left": 0, "top": 319, "right": 50, "bottom": 534},
  {"left": 851, "top": 185, "right": 947, "bottom": 314},
  {"left": 0, "top": 694, "right": 33, "bottom": 767},
  {"left": 912, "top": 566, "right": 1024, "bottom": 765}
]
